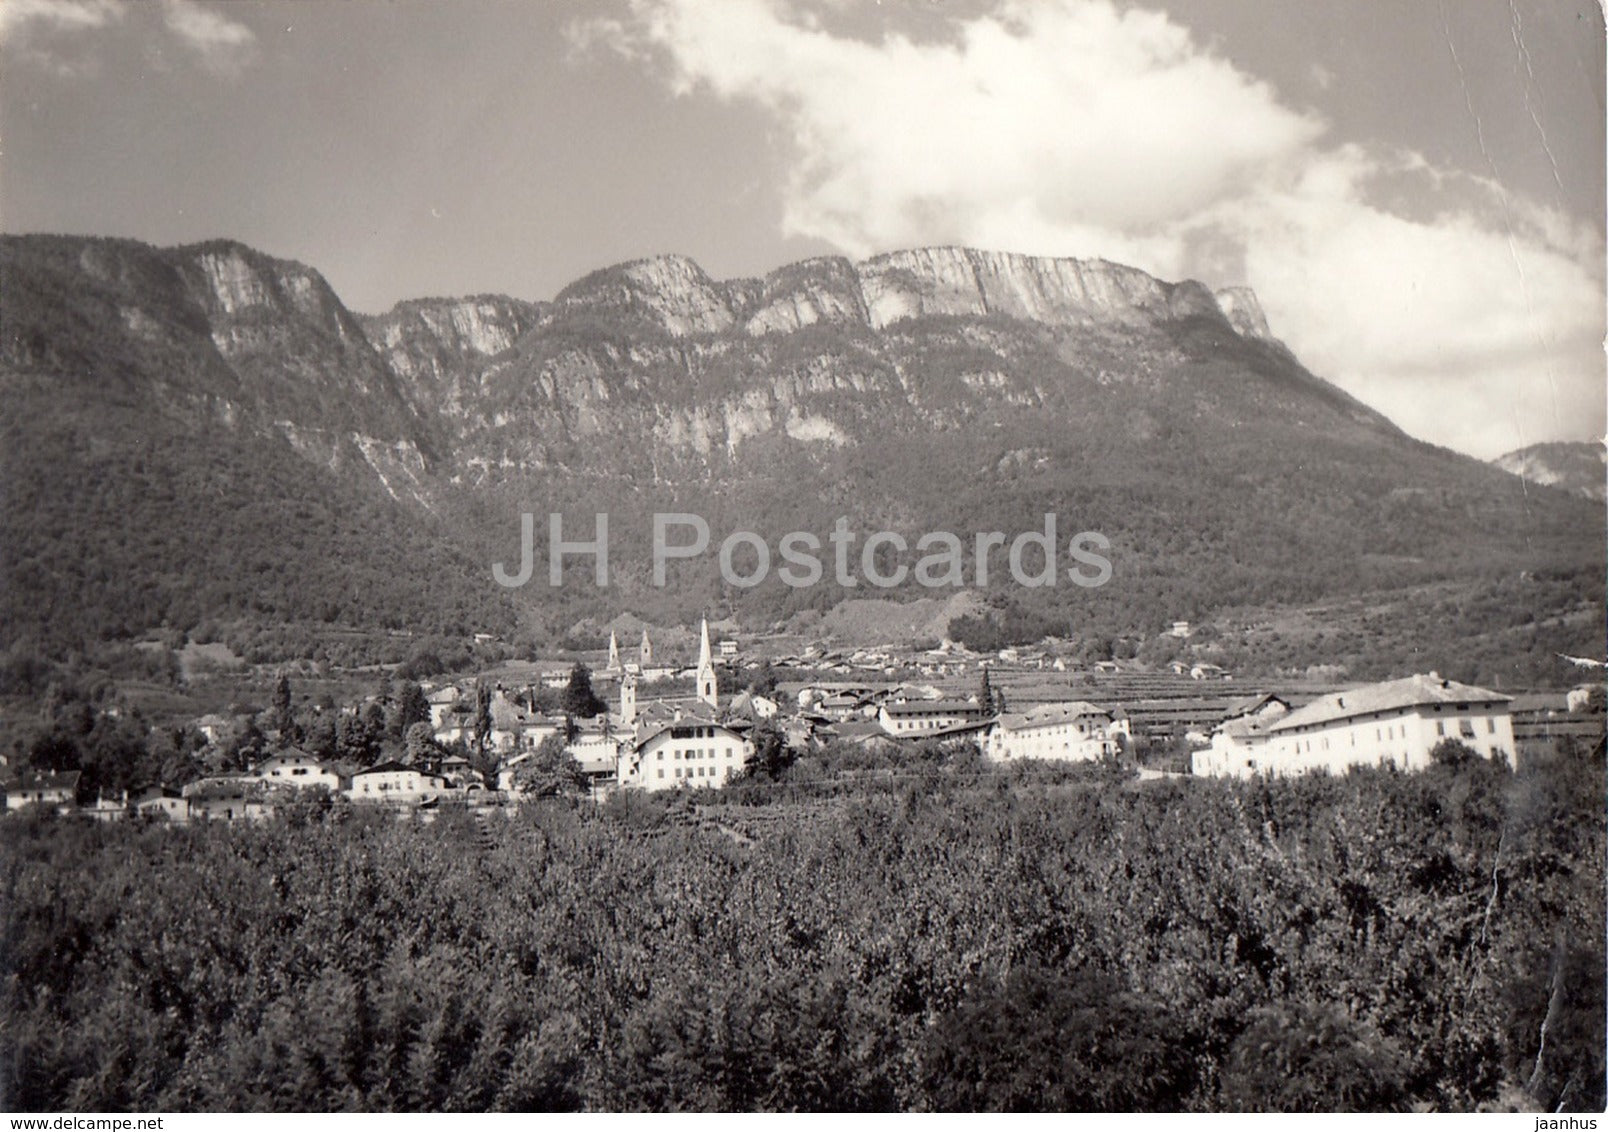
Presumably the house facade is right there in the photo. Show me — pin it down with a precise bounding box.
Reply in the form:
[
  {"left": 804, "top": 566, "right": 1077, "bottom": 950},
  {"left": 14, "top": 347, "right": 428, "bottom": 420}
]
[
  {"left": 985, "top": 702, "right": 1114, "bottom": 763},
  {"left": 256, "top": 750, "right": 341, "bottom": 791},
  {"left": 348, "top": 762, "right": 443, "bottom": 805},
  {"left": 5, "top": 771, "right": 81, "bottom": 813},
  {"left": 618, "top": 721, "right": 751, "bottom": 792},
  {"left": 426, "top": 686, "right": 463, "bottom": 729},
  {"left": 1191, "top": 695, "right": 1291, "bottom": 778},
  {"left": 878, "top": 698, "right": 986, "bottom": 736},
  {"left": 1195, "top": 673, "right": 1515, "bottom": 778},
  {"left": 183, "top": 776, "right": 273, "bottom": 822},
  {"left": 132, "top": 785, "right": 190, "bottom": 823}
]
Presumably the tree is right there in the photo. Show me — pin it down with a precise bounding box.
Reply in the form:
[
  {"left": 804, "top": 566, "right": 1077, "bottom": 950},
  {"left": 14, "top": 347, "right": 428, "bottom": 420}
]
[
  {"left": 562, "top": 663, "right": 606, "bottom": 719},
  {"left": 467, "top": 741, "right": 501, "bottom": 792},
  {"left": 1429, "top": 738, "right": 1483, "bottom": 770},
  {"left": 977, "top": 668, "right": 997, "bottom": 716},
  {"left": 921, "top": 967, "right": 1195, "bottom": 1111},
  {"left": 748, "top": 660, "right": 779, "bottom": 698},
  {"left": 1219, "top": 1002, "right": 1411, "bottom": 1112},
  {"left": 392, "top": 680, "right": 430, "bottom": 740},
  {"left": 402, "top": 722, "right": 443, "bottom": 770},
  {"left": 741, "top": 719, "right": 795, "bottom": 782},
  {"left": 511, "top": 733, "right": 585, "bottom": 798},
  {"left": 336, "top": 712, "right": 379, "bottom": 767},
  {"left": 301, "top": 712, "right": 338, "bottom": 762},
  {"left": 272, "top": 675, "right": 294, "bottom": 737},
  {"left": 219, "top": 718, "right": 264, "bottom": 771},
  {"left": 472, "top": 682, "right": 493, "bottom": 761}
]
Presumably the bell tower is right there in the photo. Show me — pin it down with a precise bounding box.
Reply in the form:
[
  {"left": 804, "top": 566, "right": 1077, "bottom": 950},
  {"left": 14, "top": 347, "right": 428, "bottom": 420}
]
[
  {"left": 619, "top": 671, "right": 638, "bottom": 727},
  {"left": 696, "top": 618, "right": 718, "bottom": 710}
]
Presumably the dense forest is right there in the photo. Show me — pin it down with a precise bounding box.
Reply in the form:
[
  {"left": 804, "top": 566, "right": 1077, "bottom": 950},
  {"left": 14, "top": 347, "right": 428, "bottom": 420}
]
[{"left": 3, "top": 746, "right": 1601, "bottom": 1112}]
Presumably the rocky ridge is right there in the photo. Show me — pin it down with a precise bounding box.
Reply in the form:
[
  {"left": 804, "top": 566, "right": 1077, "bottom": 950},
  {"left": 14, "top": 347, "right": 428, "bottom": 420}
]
[{"left": 544, "top": 246, "right": 1282, "bottom": 343}]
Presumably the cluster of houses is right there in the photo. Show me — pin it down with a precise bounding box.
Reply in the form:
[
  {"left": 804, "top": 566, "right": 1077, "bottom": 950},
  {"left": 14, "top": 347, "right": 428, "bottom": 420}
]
[{"left": 1, "top": 628, "right": 1545, "bottom": 823}]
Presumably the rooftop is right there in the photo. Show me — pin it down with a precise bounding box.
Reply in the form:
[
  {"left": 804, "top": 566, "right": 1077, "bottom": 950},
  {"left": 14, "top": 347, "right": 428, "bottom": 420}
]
[
  {"left": 883, "top": 698, "right": 982, "bottom": 716},
  {"left": 995, "top": 701, "right": 1111, "bottom": 731},
  {"left": 1269, "top": 674, "right": 1510, "bottom": 733}
]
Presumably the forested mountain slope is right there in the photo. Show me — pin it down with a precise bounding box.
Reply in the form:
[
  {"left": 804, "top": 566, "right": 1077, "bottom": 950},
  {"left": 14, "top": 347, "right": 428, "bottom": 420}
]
[{"left": 2, "top": 234, "right": 1600, "bottom": 676}]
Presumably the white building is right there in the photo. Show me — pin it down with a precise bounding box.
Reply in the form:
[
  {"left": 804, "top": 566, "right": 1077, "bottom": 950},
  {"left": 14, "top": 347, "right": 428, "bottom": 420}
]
[
  {"left": 131, "top": 785, "right": 189, "bottom": 823},
  {"left": 256, "top": 750, "right": 341, "bottom": 791},
  {"left": 568, "top": 724, "right": 623, "bottom": 778},
  {"left": 425, "top": 687, "right": 463, "bottom": 729},
  {"left": 618, "top": 720, "right": 751, "bottom": 791},
  {"left": 348, "top": 761, "right": 444, "bottom": 805},
  {"left": 1191, "top": 694, "right": 1291, "bottom": 778},
  {"left": 985, "top": 701, "right": 1114, "bottom": 763},
  {"left": 5, "top": 770, "right": 80, "bottom": 813},
  {"left": 1196, "top": 673, "right": 1515, "bottom": 778},
  {"left": 878, "top": 698, "right": 986, "bottom": 736},
  {"left": 183, "top": 776, "right": 273, "bottom": 822}
]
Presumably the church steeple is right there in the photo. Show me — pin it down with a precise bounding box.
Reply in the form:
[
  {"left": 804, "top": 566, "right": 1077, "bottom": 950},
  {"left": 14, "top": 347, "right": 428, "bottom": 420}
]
[
  {"left": 696, "top": 618, "right": 717, "bottom": 710},
  {"left": 640, "top": 627, "right": 653, "bottom": 665},
  {"left": 606, "top": 630, "right": 621, "bottom": 673},
  {"left": 619, "top": 671, "right": 637, "bottom": 727}
]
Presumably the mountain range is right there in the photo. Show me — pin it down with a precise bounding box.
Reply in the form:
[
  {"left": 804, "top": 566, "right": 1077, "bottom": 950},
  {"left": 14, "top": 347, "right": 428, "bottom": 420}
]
[{"left": 1, "top": 233, "right": 1601, "bottom": 683}]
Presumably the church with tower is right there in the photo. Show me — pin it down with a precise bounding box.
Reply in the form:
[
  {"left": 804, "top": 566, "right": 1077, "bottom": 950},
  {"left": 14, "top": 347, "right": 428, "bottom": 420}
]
[
  {"left": 617, "top": 618, "right": 719, "bottom": 730},
  {"left": 613, "top": 618, "right": 750, "bottom": 792}
]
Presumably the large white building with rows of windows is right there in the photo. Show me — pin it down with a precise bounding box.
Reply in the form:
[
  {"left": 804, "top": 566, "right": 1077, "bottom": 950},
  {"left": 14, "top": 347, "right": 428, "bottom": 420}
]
[
  {"left": 1193, "top": 673, "right": 1515, "bottom": 778},
  {"left": 618, "top": 719, "right": 751, "bottom": 791},
  {"left": 984, "top": 701, "right": 1114, "bottom": 763}
]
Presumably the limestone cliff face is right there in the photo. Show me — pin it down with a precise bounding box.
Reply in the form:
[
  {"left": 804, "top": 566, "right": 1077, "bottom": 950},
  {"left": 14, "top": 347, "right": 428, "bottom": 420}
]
[
  {"left": 4, "top": 233, "right": 1334, "bottom": 504},
  {"left": 743, "top": 256, "right": 868, "bottom": 336},
  {"left": 858, "top": 247, "right": 1189, "bottom": 329},
  {"left": 167, "top": 242, "right": 444, "bottom": 467},
  {"left": 368, "top": 296, "right": 541, "bottom": 374},
  {"left": 550, "top": 246, "right": 1272, "bottom": 342},
  {"left": 361, "top": 295, "right": 543, "bottom": 423},
  {"left": 1214, "top": 286, "right": 1274, "bottom": 340},
  {"left": 555, "top": 254, "right": 739, "bottom": 337},
  {"left": 387, "top": 248, "right": 1353, "bottom": 483},
  {"left": 181, "top": 242, "right": 375, "bottom": 360}
]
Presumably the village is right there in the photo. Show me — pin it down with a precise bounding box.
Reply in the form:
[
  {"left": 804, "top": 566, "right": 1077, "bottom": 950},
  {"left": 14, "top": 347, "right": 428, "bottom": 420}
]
[{"left": 4, "top": 616, "right": 1602, "bottom": 825}]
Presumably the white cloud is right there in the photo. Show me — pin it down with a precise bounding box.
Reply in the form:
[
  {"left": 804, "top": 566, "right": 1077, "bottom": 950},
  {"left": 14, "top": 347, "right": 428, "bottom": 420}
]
[
  {"left": 583, "top": 0, "right": 1605, "bottom": 458},
  {"left": 0, "top": 0, "right": 120, "bottom": 39},
  {"left": 0, "top": 0, "right": 255, "bottom": 77},
  {"left": 161, "top": 0, "right": 256, "bottom": 77}
]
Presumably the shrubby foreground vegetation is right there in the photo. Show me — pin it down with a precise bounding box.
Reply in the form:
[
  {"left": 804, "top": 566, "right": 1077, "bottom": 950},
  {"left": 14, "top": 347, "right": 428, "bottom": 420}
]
[{"left": 2, "top": 748, "right": 1602, "bottom": 1112}]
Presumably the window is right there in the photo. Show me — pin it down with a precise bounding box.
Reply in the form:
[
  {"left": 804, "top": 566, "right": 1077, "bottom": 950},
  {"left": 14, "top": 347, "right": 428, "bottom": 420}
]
[
  {"left": 1486, "top": 719, "right": 1495, "bottom": 734},
  {"left": 1436, "top": 722, "right": 1445, "bottom": 736},
  {"left": 657, "top": 769, "right": 664, "bottom": 779}
]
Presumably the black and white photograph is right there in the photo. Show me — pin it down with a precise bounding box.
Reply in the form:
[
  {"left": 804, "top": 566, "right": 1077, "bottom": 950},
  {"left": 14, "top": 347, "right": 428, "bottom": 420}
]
[{"left": 1, "top": 0, "right": 1604, "bottom": 1116}]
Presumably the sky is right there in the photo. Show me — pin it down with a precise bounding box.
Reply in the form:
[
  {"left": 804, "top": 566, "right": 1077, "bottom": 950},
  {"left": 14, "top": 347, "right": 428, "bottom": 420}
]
[{"left": 1, "top": 0, "right": 1603, "bottom": 460}]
